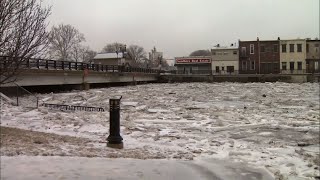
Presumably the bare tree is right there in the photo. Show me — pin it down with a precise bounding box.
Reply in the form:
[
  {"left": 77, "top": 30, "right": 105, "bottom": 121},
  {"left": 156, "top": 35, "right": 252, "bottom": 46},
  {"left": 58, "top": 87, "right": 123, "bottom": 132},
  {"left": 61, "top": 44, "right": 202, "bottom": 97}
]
[
  {"left": 81, "top": 47, "right": 97, "bottom": 63},
  {"left": 0, "top": 0, "right": 51, "bottom": 84},
  {"left": 189, "top": 50, "right": 211, "bottom": 56},
  {"left": 48, "top": 24, "right": 85, "bottom": 61},
  {"left": 101, "top": 42, "right": 125, "bottom": 53},
  {"left": 126, "top": 45, "right": 147, "bottom": 67}
]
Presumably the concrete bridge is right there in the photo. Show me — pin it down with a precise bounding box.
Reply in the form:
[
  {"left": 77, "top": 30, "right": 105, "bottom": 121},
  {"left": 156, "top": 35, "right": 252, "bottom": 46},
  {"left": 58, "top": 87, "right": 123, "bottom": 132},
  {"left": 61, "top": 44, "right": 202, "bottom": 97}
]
[{"left": 0, "top": 58, "right": 159, "bottom": 89}]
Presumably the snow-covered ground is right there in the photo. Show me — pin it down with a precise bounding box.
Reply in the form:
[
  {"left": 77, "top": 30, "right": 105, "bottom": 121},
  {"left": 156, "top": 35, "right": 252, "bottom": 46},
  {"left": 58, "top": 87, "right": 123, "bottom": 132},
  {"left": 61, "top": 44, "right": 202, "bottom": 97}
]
[
  {"left": 1, "top": 82, "right": 319, "bottom": 179},
  {"left": 1, "top": 156, "right": 274, "bottom": 180}
]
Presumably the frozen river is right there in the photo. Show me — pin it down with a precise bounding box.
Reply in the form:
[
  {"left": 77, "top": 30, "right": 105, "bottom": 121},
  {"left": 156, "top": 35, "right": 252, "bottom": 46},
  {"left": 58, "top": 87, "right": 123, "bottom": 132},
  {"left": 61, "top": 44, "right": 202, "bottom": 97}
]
[{"left": 1, "top": 82, "right": 319, "bottom": 179}]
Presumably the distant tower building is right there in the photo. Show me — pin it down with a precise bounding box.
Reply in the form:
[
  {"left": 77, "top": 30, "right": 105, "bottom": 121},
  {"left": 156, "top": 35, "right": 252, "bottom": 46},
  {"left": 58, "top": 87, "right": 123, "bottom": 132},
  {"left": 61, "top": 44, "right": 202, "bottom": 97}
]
[{"left": 149, "top": 47, "right": 163, "bottom": 68}]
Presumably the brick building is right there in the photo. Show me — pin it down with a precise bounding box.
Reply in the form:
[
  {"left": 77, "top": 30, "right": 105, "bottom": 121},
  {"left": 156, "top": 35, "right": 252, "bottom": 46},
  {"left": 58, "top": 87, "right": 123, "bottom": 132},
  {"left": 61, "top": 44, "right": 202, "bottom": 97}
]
[
  {"left": 239, "top": 39, "right": 259, "bottom": 74},
  {"left": 259, "top": 39, "right": 280, "bottom": 74},
  {"left": 239, "top": 38, "right": 280, "bottom": 74},
  {"left": 306, "top": 39, "right": 320, "bottom": 73}
]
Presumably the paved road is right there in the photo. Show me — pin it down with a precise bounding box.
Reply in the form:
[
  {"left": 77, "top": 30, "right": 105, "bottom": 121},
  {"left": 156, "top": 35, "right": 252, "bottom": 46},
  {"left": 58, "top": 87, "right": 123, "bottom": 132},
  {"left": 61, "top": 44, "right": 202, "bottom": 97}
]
[{"left": 1, "top": 156, "right": 274, "bottom": 180}]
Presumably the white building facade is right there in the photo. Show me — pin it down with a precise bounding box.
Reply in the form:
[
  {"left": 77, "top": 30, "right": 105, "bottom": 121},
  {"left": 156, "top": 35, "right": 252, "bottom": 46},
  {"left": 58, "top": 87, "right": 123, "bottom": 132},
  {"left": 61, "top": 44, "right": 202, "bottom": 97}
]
[
  {"left": 280, "top": 39, "right": 307, "bottom": 73},
  {"left": 211, "top": 47, "right": 239, "bottom": 74}
]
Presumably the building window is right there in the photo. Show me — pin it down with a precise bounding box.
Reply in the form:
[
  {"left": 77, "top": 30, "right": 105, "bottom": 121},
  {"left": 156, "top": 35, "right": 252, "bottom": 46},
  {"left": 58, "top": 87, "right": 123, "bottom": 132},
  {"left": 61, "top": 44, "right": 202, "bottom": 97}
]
[
  {"left": 260, "top": 45, "right": 265, "bottom": 52},
  {"left": 221, "top": 66, "right": 225, "bottom": 71},
  {"left": 212, "top": 51, "right": 216, "bottom": 55},
  {"left": 290, "top": 62, "right": 294, "bottom": 70},
  {"left": 223, "top": 52, "right": 228, "bottom": 55},
  {"left": 282, "top": 62, "right": 287, "bottom": 70},
  {"left": 227, "top": 66, "right": 234, "bottom": 72},
  {"left": 242, "top": 61, "right": 247, "bottom": 70},
  {"left": 282, "top": 44, "right": 287, "bottom": 53},
  {"left": 306, "top": 44, "right": 309, "bottom": 53},
  {"left": 297, "top": 61, "right": 302, "bottom": 70},
  {"left": 250, "top": 61, "right": 255, "bottom": 70},
  {"left": 297, "top": 44, "right": 302, "bottom": 52},
  {"left": 216, "top": 66, "right": 219, "bottom": 73},
  {"left": 289, "top": 44, "right": 294, "bottom": 52},
  {"left": 250, "top": 44, "right": 254, "bottom": 54},
  {"left": 233, "top": 51, "right": 237, "bottom": 55},
  {"left": 241, "top": 47, "right": 246, "bottom": 56},
  {"left": 273, "top": 44, "right": 278, "bottom": 52}
]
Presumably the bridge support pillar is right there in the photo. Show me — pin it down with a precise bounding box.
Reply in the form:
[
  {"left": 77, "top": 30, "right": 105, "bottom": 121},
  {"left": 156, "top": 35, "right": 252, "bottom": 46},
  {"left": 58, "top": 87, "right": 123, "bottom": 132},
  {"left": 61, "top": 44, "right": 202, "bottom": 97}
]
[{"left": 82, "top": 82, "right": 90, "bottom": 91}]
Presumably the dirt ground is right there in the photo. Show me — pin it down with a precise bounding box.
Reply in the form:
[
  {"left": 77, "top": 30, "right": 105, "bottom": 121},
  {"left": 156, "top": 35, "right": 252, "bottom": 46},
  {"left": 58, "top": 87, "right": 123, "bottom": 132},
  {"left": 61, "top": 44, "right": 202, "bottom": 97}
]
[{"left": 0, "top": 126, "right": 168, "bottom": 159}]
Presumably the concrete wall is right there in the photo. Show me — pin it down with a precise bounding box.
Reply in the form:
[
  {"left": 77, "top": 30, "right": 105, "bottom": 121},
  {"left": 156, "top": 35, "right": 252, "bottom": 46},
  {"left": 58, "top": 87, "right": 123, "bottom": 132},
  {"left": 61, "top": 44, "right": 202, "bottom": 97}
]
[
  {"left": 1, "top": 70, "right": 157, "bottom": 87},
  {"left": 159, "top": 74, "right": 312, "bottom": 83},
  {"left": 280, "top": 39, "right": 307, "bottom": 71}
]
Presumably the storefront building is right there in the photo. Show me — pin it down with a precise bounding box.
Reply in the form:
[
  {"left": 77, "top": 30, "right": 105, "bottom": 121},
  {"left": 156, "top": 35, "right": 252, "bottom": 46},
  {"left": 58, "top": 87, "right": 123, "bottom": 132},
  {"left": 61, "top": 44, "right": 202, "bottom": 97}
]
[{"left": 174, "top": 56, "right": 212, "bottom": 74}]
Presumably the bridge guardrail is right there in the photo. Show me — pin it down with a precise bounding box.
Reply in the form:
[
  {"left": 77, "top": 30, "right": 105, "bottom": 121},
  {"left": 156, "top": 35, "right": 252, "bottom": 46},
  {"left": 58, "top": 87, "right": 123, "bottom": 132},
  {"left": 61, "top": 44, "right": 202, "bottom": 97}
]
[{"left": 0, "top": 56, "right": 160, "bottom": 74}]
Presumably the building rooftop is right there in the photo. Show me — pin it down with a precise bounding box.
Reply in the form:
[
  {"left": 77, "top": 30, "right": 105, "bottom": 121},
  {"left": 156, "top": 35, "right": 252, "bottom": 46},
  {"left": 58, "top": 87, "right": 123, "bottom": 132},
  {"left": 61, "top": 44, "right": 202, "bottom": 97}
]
[
  {"left": 211, "top": 46, "right": 238, "bottom": 50},
  {"left": 93, "top": 52, "right": 124, "bottom": 59}
]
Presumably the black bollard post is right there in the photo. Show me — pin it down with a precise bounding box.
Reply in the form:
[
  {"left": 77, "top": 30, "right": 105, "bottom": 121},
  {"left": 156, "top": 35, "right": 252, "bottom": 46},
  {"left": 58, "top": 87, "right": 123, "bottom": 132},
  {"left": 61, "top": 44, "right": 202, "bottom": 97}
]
[{"left": 107, "top": 96, "right": 123, "bottom": 149}]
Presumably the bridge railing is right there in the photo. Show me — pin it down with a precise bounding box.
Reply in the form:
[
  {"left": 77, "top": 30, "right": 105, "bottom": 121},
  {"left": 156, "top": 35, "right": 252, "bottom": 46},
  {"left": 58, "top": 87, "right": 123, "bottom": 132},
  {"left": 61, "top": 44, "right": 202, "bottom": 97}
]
[{"left": 0, "top": 56, "right": 160, "bottom": 74}]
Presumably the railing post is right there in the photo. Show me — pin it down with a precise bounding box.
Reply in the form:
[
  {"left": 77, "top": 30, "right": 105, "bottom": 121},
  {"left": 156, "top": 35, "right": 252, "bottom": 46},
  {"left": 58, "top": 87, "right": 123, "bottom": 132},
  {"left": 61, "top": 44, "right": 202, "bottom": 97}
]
[
  {"left": 16, "top": 86, "right": 19, "bottom": 106},
  {"left": 69, "top": 62, "right": 71, "bottom": 70},
  {"left": 3, "top": 60, "right": 6, "bottom": 70},
  {"left": 75, "top": 62, "right": 78, "bottom": 70},
  {"left": 45, "top": 60, "right": 48, "bottom": 69},
  {"left": 26, "top": 59, "right": 30, "bottom": 68},
  {"left": 37, "top": 59, "right": 40, "bottom": 69},
  {"left": 62, "top": 61, "right": 64, "bottom": 70}
]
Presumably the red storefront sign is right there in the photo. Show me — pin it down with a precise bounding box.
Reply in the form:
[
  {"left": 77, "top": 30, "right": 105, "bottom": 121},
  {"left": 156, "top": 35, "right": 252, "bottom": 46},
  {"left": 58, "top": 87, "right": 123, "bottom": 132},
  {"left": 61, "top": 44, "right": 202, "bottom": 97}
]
[{"left": 175, "top": 58, "right": 211, "bottom": 64}]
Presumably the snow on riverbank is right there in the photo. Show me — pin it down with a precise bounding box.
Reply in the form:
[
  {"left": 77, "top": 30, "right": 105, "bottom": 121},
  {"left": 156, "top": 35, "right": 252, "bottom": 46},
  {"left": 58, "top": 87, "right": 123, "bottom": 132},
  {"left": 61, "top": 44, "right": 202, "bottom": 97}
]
[{"left": 1, "top": 82, "right": 319, "bottom": 179}]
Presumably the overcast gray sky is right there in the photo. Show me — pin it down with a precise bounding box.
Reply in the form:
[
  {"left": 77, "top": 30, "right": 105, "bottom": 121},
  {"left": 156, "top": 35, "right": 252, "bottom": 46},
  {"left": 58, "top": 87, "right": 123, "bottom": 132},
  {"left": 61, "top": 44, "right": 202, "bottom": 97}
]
[{"left": 43, "top": 0, "right": 319, "bottom": 58}]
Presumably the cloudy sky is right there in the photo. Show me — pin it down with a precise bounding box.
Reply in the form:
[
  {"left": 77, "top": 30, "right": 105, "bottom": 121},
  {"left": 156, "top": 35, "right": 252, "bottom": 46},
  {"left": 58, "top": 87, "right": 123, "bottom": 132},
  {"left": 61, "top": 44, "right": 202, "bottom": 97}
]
[{"left": 43, "top": 0, "right": 319, "bottom": 58}]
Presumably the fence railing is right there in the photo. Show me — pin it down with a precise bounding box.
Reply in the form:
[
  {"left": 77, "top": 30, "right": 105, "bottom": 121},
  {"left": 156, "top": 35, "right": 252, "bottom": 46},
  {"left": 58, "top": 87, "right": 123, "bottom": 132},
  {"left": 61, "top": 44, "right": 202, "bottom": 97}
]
[
  {"left": 0, "top": 76, "right": 39, "bottom": 108},
  {"left": 0, "top": 56, "right": 160, "bottom": 74},
  {"left": 162, "top": 69, "right": 320, "bottom": 75},
  {"left": 43, "top": 103, "right": 105, "bottom": 112}
]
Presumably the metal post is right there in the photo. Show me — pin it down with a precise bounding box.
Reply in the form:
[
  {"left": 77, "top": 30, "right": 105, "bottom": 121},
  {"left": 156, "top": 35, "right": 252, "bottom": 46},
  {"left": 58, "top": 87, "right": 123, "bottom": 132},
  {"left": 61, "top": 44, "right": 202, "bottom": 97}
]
[
  {"left": 45, "top": 60, "right": 48, "bottom": 69},
  {"left": 107, "top": 96, "right": 123, "bottom": 149},
  {"left": 16, "top": 86, "right": 19, "bottom": 106},
  {"left": 37, "top": 59, "right": 40, "bottom": 69}
]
